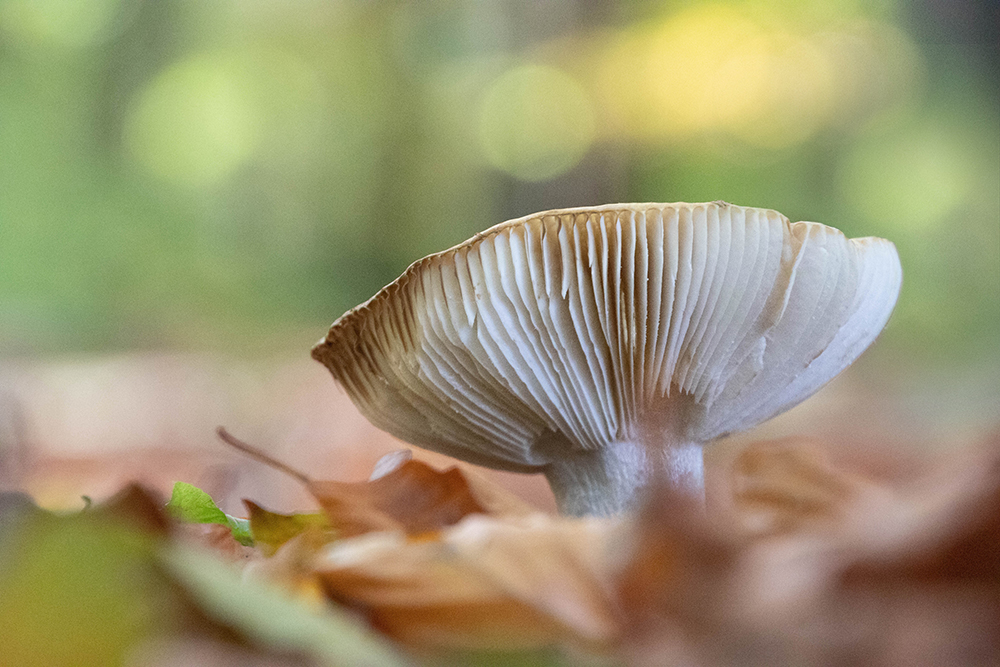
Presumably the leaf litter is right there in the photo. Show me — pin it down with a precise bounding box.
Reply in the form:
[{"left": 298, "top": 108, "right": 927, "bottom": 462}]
[{"left": 2, "top": 428, "right": 998, "bottom": 666}]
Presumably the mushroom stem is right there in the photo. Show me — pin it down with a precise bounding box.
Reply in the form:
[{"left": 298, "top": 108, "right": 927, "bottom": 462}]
[
  {"left": 661, "top": 441, "right": 706, "bottom": 504},
  {"left": 544, "top": 438, "right": 704, "bottom": 516}
]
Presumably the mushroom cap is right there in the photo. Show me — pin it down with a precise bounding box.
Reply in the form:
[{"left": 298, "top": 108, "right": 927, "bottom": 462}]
[{"left": 313, "top": 202, "right": 901, "bottom": 473}]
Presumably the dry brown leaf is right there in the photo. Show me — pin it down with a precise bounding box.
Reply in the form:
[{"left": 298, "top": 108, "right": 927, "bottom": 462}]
[
  {"left": 615, "top": 486, "right": 743, "bottom": 666},
  {"left": 243, "top": 532, "right": 330, "bottom": 609},
  {"left": 615, "top": 440, "right": 1000, "bottom": 667},
  {"left": 725, "top": 437, "right": 879, "bottom": 536},
  {"left": 308, "top": 451, "right": 532, "bottom": 539},
  {"left": 176, "top": 522, "right": 260, "bottom": 564},
  {"left": 228, "top": 432, "right": 999, "bottom": 664},
  {"left": 824, "top": 446, "right": 1000, "bottom": 665},
  {"left": 450, "top": 462, "right": 540, "bottom": 517},
  {"left": 312, "top": 513, "right": 622, "bottom": 651},
  {"left": 93, "top": 483, "right": 171, "bottom": 536}
]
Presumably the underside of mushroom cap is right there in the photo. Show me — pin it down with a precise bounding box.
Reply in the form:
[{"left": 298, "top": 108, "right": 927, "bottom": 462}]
[{"left": 313, "top": 202, "right": 901, "bottom": 475}]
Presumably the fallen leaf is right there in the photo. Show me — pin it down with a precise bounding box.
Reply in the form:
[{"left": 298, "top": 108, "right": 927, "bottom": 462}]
[
  {"left": 93, "top": 482, "right": 171, "bottom": 536},
  {"left": 726, "top": 437, "right": 876, "bottom": 536},
  {"left": 177, "top": 522, "right": 260, "bottom": 564},
  {"left": 0, "top": 500, "right": 186, "bottom": 667},
  {"left": 308, "top": 453, "right": 531, "bottom": 539},
  {"left": 614, "top": 440, "right": 1000, "bottom": 667},
  {"left": 245, "top": 501, "right": 330, "bottom": 557},
  {"left": 453, "top": 463, "right": 539, "bottom": 518},
  {"left": 368, "top": 450, "right": 413, "bottom": 480},
  {"left": 615, "top": 486, "right": 740, "bottom": 667},
  {"left": 313, "top": 513, "right": 622, "bottom": 651},
  {"left": 1, "top": 480, "right": 408, "bottom": 667},
  {"left": 243, "top": 532, "right": 329, "bottom": 608},
  {"left": 825, "top": 447, "right": 1000, "bottom": 665},
  {"left": 164, "top": 543, "right": 411, "bottom": 667},
  {"left": 167, "top": 482, "right": 253, "bottom": 546}
]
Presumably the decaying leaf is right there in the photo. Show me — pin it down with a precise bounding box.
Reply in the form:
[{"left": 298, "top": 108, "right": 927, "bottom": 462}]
[
  {"left": 93, "top": 482, "right": 172, "bottom": 536},
  {"left": 177, "top": 522, "right": 260, "bottom": 563},
  {"left": 240, "top": 451, "right": 539, "bottom": 616},
  {"left": 10, "top": 425, "right": 999, "bottom": 666},
  {"left": 313, "top": 513, "right": 622, "bottom": 651},
  {"left": 243, "top": 532, "right": 330, "bottom": 609},
  {"left": 303, "top": 437, "right": 1000, "bottom": 664},
  {"left": 614, "top": 441, "right": 1000, "bottom": 666},
  {"left": 245, "top": 501, "right": 330, "bottom": 557},
  {"left": 308, "top": 452, "right": 532, "bottom": 539},
  {"left": 725, "top": 438, "right": 883, "bottom": 536},
  {"left": 213, "top": 430, "right": 534, "bottom": 540}
]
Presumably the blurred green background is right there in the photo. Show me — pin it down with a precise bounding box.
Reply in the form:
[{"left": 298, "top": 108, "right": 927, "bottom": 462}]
[{"left": 1, "top": 0, "right": 997, "bottom": 375}]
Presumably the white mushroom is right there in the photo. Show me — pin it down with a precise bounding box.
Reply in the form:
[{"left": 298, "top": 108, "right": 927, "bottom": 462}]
[{"left": 313, "top": 202, "right": 902, "bottom": 515}]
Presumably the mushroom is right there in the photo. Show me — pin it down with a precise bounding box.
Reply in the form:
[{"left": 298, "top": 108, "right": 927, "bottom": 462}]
[{"left": 312, "top": 202, "right": 901, "bottom": 516}]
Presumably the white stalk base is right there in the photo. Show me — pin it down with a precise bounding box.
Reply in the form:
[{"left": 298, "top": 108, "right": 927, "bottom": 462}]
[{"left": 544, "top": 439, "right": 704, "bottom": 516}]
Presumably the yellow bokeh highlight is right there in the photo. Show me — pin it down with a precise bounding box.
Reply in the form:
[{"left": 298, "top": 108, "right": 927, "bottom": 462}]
[
  {"left": 478, "top": 64, "right": 596, "bottom": 182},
  {"left": 124, "top": 53, "right": 263, "bottom": 188},
  {"left": 594, "top": 4, "right": 914, "bottom": 150},
  {"left": 643, "top": 5, "right": 771, "bottom": 136}
]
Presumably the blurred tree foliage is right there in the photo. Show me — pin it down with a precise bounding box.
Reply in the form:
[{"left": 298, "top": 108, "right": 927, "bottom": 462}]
[{"left": 0, "top": 0, "right": 996, "bottom": 370}]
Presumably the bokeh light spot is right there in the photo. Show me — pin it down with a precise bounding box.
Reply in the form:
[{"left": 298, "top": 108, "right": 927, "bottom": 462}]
[
  {"left": 594, "top": 6, "right": 919, "bottom": 150},
  {"left": 641, "top": 5, "right": 838, "bottom": 146},
  {"left": 124, "top": 54, "right": 263, "bottom": 188},
  {"left": 734, "top": 37, "right": 836, "bottom": 148},
  {"left": 643, "top": 5, "right": 768, "bottom": 136},
  {"left": 839, "top": 127, "right": 973, "bottom": 231},
  {"left": 478, "top": 64, "right": 595, "bottom": 182}
]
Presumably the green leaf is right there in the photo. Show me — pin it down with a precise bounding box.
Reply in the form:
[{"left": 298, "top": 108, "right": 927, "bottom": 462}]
[
  {"left": 165, "top": 482, "right": 254, "bottom": 546},
  {"left": 225, "top": 516, "right": 253, "bottom": 547},
  {"left": 0, "top": 510, "right": 179, "bottom": 666},
  {"left": 163, "top": 543, "right": 409, "bottom": 667},
  {"left": 166, "top": 482, "right": 227, "bottom": 523}
]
